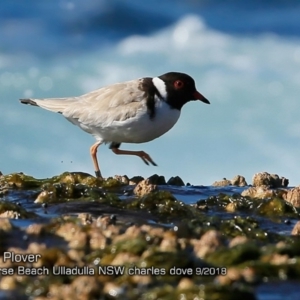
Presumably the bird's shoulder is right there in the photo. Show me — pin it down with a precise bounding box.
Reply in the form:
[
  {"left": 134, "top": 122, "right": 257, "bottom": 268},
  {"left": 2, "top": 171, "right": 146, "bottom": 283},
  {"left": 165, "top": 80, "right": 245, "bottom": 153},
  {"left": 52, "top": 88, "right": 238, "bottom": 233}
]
[{"left": 82, "top": 79, "right": 149, "bottom": 108}]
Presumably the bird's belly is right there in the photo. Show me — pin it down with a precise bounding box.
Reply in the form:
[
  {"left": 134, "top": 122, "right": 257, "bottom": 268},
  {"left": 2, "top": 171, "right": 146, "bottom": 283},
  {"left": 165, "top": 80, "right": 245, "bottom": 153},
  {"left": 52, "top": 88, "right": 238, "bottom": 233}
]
[{"left": 92, "top": 104, "right": 180, "bottom": 144}]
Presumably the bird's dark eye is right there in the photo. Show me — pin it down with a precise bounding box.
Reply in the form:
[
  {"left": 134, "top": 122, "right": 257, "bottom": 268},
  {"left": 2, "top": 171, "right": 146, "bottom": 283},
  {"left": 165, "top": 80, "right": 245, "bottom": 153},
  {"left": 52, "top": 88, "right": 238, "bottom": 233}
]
[{"left": 174, "top": 80, "right": 184, "bottom": 89}]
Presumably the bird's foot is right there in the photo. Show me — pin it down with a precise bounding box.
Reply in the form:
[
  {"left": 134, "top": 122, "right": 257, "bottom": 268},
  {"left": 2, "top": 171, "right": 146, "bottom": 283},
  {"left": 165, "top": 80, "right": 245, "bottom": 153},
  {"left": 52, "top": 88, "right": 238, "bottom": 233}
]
[{"left": 137, "top": 151, "right": 157, "bottom": 166}]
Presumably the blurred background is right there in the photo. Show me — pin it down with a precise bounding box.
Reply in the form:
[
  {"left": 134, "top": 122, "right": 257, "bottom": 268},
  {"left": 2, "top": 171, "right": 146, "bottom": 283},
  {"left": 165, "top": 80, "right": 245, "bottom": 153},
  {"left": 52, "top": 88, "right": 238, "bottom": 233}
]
[{"left": 1, "top": 0, "right": 300, "bottom": 185}]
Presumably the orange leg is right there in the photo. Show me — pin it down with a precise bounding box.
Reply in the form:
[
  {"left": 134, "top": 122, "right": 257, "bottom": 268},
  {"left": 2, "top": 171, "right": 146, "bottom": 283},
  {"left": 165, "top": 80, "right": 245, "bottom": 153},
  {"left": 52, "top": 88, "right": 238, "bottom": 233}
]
[
  {"left": 90, "top": 141, "right": 103, "bottom": 178},
  {"left": 111, "top": 148, "right": 157, "bottom": 166}
]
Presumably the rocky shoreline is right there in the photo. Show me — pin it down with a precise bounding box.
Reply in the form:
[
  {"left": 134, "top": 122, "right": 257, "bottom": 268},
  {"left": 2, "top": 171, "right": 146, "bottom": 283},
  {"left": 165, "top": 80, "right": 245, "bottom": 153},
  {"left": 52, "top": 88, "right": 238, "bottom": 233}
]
[{"left": 0, "top": 171, "right": 300, "bottom": 299}]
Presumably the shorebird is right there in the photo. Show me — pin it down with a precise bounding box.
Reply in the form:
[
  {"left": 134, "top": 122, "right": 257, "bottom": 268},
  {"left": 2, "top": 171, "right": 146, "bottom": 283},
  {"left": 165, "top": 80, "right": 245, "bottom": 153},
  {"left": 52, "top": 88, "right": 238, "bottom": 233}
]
[{"left": 20, "top": 72, "right": 210, "bottom": 178}]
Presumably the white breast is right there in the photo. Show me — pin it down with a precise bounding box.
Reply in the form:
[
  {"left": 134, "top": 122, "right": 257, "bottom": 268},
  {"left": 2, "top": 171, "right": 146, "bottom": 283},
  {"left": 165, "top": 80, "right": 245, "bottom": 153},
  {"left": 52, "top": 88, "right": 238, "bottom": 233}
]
[{"left": 89, "top": 99, "right": 181, "bottom": 144}]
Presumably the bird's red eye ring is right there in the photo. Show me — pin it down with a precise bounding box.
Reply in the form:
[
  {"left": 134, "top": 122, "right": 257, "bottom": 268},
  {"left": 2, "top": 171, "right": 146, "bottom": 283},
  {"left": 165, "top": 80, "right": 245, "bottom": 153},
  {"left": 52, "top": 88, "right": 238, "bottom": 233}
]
[{"left": 174, "top": 80, "right": 184, "bottom": 89}]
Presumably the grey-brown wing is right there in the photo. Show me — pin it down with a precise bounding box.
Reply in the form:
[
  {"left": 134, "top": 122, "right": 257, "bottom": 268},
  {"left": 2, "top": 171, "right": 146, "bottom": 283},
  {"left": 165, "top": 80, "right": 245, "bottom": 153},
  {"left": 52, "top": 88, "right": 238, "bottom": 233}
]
[{"left": 63, "top": 79, "right": 147, "bottom": 127}]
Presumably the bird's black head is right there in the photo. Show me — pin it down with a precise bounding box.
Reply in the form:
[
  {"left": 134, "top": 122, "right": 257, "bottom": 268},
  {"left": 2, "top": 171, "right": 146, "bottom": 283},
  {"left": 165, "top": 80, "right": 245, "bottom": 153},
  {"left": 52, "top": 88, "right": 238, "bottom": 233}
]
[{"left": 158, "top": 72, "right": 210, "bottom": 110}]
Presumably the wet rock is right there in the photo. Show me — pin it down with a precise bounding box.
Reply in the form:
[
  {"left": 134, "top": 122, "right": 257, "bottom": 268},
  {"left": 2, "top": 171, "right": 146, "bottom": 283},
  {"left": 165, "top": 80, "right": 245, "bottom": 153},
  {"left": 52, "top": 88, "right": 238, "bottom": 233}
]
[
  {"left": 212, "top": 178, "right": 232, "bottom": 186},
  {"left": 46, "top": 275, "right": 101, "bottom": 299},
  {"left": 192, "top": 230, "right": 225, "bottom": 258},
  {"left": 71, "top": 276, "right": 100, "bottom": 298},
  {"left": 177, "top": 278, "right": 194, "bottom": 290},
  {"left": 89, "top": 230, "right": 107, "bottom": 250},
  {"left": 147, "top": 174, "right": 166, "bottom": 185},
  {"left": 213, "top": 175, "right": 247, "bottom": 187},
  {"left": 101, "top": 177, "right": 124, "bottom": 188},
  {"left": 0, "top": 178, "right": 8, "bottom": 196},
  {"left": 241, "top": 186, "right": 276, "bottom": 199},
  {"left": 0, "top": 201, "right": 35, "bottom": 219},
  {"left": 1, "top": 172, "right": 44, "bottom": 188},
  {"left": 124, "top": 225, "right": 143, "bottom": 239},
  {"left": 77, "top": 213, "right": 93, "bottom": 225},
  {"left": 285, "top": 187, "right": 300, "bottom": 208},
  {"left": 114, "top": 175, "right": 130, "bottom": 185},
  {"left": 0, "top": 218, "right": 13, "bottom": 232},
  {"left": 95, "top": 215, "right": 118, "bottom": 229},
  {"left": 229, "top": 236, "right": 248, "bottom": 248},
  {"left": 216, "top": 267, "right": 243, "bottom": 285},
  {"left": 225, "top": 202, "right": 237, "bottom": 212},
  {"left": 56, "top": 221, "right": 88, "bottom": 249},
  {"left": 255, "top": 197, "right": 295, "bottom": 216},
  {"left": 167, "top": 176, "right": 185, "bottom": 186},
  {"left": 129, "top": 176, "right": 144, "bottom": 185},
  {"left": 206, "top": 242, "right": 260, "bottom": 267},
  {"left": 35, "top": 189, "right": 57, "bottom": 204},
  {"left": 252, "top": 172, "right": 289, "bottom": 188},
  {"left": 111, "top": 252, "right": 140, "bottom": 265},
  {"left": 103, "top": 282, "right": 123, "bottom": 298},
  {"left": 131, "top": 190, "right": 191, "bottom": 219},
  {"left": 140, "top": 225, "right": 165, "bottom": 241},
  {"left": 133, "top": 179, "right": 158, "bottom": 196},
  {"left": 268, "top": 253, "right": 289, "bottom": 265},
  {"left": 55, "top": 172, "right": 100, "bottom": 186},
  {"left": 231, "top": 175, "right": 247, "bottom": 186},
  {"left": 216, "top": 266, "right": 258, "bottom": 286},
  {"left": 291, "top": 221, "right": 300, "bottom": 235},
  {"left": 159, "top": 231, "right": 180, "bottom": 252},
  {"left": 26, "top": 224, "right": 45, "bottom": 235},
  {"left": 0, "top": 276, "right": 17, "bottom": 290}
]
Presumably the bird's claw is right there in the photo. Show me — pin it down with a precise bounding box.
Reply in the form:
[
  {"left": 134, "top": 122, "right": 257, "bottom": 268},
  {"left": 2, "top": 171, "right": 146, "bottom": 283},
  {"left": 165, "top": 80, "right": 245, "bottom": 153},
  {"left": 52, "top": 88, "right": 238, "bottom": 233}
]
[{"left": 139, "top": 152, "right": 157, "bottom": 166}]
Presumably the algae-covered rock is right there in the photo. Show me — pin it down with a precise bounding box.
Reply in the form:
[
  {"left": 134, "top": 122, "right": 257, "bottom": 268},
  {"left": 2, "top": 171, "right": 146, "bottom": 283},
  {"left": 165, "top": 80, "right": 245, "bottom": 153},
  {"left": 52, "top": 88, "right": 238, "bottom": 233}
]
[
  {"left": 145, "top": 283, "right": 256, "bottom": 300},
  {"left": 101, "top": 177, "right": 125, "bottom": 188},
  {"left": 1, "top": 173, "right": 46, "bottom": 189},
  {"left": 192, "top": 230, "right": 226, "bottom": 258},
  {"left": 133, "top": 179, "right": 158, "bottom": 196},
  {"left": 129, "top": 191, "right": 192, "bottom": 219},
  {"left": 252, "top": 172, "right": 289, "bottom": 188},
  {"left": 35, "top": 179, "right": 114, "bottom": 204},
  {"left": 114, "top": 175, "right": 130, "bottom": 185},
  {"left": 0, "top": 179, "right": 9, "bottom": 196},
  {"left": 205, "top": 242, "right": 261, "bottom": 267},
  {"left": 255, "top": 197, "right": 297, "bottom": 217},
  {"left": 0, "top": 172, "right": 110, "bottom": 193},
  {"left": 0, "top": 201, "right": 36, "bottom": 219}
]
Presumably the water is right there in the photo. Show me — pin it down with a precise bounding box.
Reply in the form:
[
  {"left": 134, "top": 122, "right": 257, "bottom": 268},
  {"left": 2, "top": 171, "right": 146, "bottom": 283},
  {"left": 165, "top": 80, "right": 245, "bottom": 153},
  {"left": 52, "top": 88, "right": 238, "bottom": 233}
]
[{"left": 1, "top": 1, "right": 300, "bottom": 187}]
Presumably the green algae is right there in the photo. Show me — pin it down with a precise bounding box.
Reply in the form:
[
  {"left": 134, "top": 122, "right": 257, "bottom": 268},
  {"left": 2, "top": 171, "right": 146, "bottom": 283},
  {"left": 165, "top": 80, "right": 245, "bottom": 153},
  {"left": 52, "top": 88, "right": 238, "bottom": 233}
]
[
  {"left": 204, "top": 193, "right": 300, "bottom": 219},
  {"left": 206, "top": 242, "right": 261, "bottom": 267},
  {"left": 143, "top": 283, "right": 256, "bottom": 300},
  {"left": 126, "top": 190, "right": 195, "bottom": 220},
  {"left": 0, "top": 172, "right": 122, "bottom": 192},
  {"left": 255, "top": 197, "right": 299, "bottom": 217},
  {"left": 0, "top": 200, "right": 36, "bottom": 218},
  {"left": 110, "top": 238, "right": 148, "bottom": 256}
]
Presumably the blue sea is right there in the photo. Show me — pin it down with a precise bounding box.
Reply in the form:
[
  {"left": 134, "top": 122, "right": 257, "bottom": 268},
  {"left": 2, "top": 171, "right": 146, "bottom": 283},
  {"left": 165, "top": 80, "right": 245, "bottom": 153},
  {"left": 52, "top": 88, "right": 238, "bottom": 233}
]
[
  {"left": 1, "top": 1, "right": 300, "bottom": 299},
  {"left": 1, "top": 0, "right": 300, "bottom": 189}
]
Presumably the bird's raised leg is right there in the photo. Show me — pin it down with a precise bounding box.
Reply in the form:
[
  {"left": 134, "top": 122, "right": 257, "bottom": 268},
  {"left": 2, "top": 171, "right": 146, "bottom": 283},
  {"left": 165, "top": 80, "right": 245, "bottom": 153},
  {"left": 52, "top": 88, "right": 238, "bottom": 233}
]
[
  {"left": 110, "top": 143, "right": 157, "bottom": 166},
  {"left": 90, "top": 141, "right": 103, "bottom": 178}
]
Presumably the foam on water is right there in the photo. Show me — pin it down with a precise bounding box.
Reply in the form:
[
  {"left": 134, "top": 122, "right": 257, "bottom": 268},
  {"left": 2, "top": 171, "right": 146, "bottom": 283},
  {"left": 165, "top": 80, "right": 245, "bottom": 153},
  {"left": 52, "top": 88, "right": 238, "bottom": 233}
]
[{"left": 1, "top": 15, "right": 300, "bottom": 185}]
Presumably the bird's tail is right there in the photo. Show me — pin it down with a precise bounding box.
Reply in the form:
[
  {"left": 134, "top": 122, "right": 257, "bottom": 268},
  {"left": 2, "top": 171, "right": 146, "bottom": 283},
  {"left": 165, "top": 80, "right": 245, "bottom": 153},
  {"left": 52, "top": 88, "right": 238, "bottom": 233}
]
[{"left": 20, "top": 98, "right": 78, "bottom": 114}]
